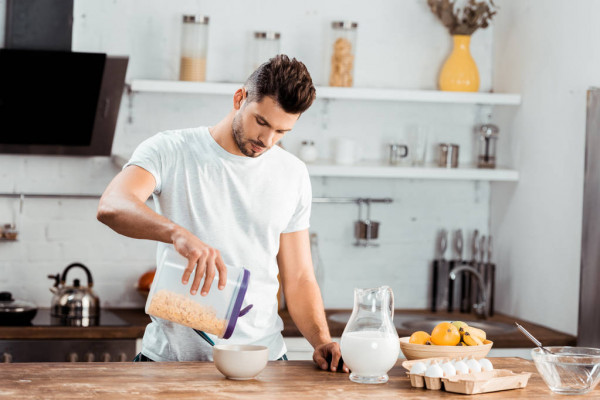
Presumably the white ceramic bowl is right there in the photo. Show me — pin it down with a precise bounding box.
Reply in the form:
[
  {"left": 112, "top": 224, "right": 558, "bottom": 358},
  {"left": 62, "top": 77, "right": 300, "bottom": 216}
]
[{"left": 213, "top": 344, "right": 269, "bottom": 380}]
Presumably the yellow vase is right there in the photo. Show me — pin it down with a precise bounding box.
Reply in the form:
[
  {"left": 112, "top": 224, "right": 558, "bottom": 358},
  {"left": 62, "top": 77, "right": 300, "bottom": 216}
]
[{"left": 439, "top": 35, "right": 480, "bottom": 92}]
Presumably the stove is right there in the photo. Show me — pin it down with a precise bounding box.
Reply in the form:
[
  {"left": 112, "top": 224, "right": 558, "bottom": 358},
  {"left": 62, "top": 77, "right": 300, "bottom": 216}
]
[
  {"left": 30, "top": 308, "right": 130, "bottom": 327},
  {"left": 0, "top": 309, "right": 137, "bottom": 363}
]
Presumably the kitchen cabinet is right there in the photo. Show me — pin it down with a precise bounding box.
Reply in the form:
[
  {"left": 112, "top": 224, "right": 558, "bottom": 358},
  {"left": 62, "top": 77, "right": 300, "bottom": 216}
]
[
  {"left": 0, "top": 358, "right": 592, "bottom": 399},
  {"left": 127, "top": 80, "right": 521, "bottom": 182}
]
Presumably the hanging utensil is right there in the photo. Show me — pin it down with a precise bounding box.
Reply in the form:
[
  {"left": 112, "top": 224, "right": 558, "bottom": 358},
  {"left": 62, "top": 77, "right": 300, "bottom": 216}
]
[{"left": 354, "top": 199, "right": 380, "bottom": 247}]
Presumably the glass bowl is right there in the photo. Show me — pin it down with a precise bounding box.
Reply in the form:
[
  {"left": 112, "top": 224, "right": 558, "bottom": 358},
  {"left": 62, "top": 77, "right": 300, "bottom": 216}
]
[{"left": 531, "top": 347, "right": 600, "bottom": 395}]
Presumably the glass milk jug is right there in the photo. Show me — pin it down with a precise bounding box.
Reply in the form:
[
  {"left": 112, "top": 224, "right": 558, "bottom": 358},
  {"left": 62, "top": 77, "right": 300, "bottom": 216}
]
[{"left": 340, "top": 286, "right": 400, "bottom": 384}]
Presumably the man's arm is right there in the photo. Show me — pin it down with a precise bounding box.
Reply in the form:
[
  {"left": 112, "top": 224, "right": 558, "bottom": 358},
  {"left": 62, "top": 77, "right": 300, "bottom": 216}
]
[
  {"left": 97, "top": 165, "right": 227, "bottom": 295},
  {"left": 277, "top": 229, "right": 348, "bottom": 373}
]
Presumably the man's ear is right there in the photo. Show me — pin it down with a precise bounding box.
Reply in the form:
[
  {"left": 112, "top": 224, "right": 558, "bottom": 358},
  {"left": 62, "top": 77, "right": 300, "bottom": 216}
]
[{"left": 233, "top": 88, "right": 246, "bottom": 110}]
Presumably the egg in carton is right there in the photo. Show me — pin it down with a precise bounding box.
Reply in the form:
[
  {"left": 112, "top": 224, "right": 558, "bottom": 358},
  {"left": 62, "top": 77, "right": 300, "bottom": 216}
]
[
  {"left": 402, "top": 356, "right": 493, "bottom": 390},
  {"left": 403, "top": 357, "right": 531, "bottom": 394}
]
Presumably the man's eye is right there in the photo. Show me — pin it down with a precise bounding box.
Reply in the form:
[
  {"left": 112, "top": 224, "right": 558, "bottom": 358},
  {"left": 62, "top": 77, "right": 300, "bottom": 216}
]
[{"left": 256, "top": 119, "right": 267, "bottom": 126}]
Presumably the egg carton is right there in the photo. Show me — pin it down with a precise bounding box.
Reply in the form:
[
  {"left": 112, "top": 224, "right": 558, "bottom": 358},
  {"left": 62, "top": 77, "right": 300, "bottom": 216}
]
[{"left": 402, "top": 357, "right": 532, "bottom": 395}]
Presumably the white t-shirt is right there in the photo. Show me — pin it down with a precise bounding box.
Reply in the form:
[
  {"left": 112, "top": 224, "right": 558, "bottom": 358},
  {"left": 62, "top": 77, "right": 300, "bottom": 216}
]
[{"left": 124, "top": 127, "right": 312, "bottom": 361}]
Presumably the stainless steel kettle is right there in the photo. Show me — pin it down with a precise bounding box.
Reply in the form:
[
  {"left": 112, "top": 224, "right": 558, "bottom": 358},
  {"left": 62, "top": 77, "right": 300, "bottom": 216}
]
[{"left": 48, "top": 263, "right": 100, "bottom": 327}]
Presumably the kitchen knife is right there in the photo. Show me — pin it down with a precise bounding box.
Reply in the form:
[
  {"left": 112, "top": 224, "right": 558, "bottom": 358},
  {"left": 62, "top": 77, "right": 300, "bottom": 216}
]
[
  {"left": 487, "top": 236, "right": 495, "bottom": 316},
  {"left": 431, "top": 229, "right": 448, "bottom": 312}
]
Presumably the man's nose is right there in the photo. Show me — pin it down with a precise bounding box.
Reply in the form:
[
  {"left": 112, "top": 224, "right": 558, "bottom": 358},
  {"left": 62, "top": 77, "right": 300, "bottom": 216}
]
[{"left": 258, "top": 129, "right": 277, "bottom": 147}]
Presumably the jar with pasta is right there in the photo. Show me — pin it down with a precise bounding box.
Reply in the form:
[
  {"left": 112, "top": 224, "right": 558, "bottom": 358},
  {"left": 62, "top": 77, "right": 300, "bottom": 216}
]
[
  {"left": 179, "top": 15, "right": 210, "bottom": 82},
  {"left": 327, "top": 21, "right": 358, "bottom": 87},
  {"left": 145, "top": 246, "right": 252, "bottom": 339}
]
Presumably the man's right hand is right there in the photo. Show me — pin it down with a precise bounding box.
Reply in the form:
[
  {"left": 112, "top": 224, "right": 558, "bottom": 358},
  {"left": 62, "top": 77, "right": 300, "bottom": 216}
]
[{"left": 171, "top": 228, "right": 227, "bottom": 296}]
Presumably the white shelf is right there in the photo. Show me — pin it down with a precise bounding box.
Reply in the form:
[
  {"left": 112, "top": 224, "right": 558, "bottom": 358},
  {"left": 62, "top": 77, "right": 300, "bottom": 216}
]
[
  {"left": 129, "top": 80, "right": 521, "bottom": 106},
  {"left": 306, "top": 162, "right": 519, "bottom": 181},
  {"left": 112, "top": 155, "right": 518, "bottom": 182}
]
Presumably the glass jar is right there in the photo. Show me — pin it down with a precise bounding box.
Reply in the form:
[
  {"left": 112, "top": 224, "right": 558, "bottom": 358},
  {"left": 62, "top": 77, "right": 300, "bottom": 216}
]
[
  {"left": 249, "top": 32, "right": 281, "bottom": 75},
  {"left": 298, "top": 140, "right": 318, "bottom": 163},
  {"left": 327, "top": 21, "right": 358, "bottom": 87},
  {"left": 179, "top": 15, "right": 210, "bottom": 82},
  {"left": 477, "top": 124, "right": 499, "bottom": 169}
]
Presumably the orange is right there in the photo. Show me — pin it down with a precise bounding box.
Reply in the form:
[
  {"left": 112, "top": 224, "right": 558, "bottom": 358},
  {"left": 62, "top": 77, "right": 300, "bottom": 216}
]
[
  {"left": 408, "top": 331, "right": 431, "bottom": 345},
  {"left": 137, "top": 269, "right": 156, "bottom": 291},
  {"left": 430, "top": 322, "right": 461, "bottom": 346}
]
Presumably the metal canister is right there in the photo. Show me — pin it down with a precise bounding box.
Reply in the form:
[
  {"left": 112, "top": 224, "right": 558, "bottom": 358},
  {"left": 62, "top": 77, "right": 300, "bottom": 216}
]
[{"left": 438, "top": 143, "right": 459, "bottom": 168}]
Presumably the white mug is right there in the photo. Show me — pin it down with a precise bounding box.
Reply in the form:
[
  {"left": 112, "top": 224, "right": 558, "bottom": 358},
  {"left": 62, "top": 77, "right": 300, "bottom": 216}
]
[{"left": 334, "top": 138, "right": 358, "bottom": 165}]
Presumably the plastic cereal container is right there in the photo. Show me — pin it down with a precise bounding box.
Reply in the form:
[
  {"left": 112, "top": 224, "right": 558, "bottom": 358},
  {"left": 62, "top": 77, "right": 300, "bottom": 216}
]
[{"left": 145, "top": 246, "right": 252, "bottom": 339}]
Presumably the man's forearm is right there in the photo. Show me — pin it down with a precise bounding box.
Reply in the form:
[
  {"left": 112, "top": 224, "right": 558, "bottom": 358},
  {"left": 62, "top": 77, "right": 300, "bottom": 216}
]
[
  {"left": 284, "top": 278, "right": 332, "bottom": 348},
  {"left": 97, "top": 193, "right": 180, "bottom": 243}
]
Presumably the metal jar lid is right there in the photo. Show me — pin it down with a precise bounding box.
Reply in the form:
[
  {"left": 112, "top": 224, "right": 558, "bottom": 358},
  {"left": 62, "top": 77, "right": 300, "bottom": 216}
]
[
  {"left": 183, "top": 15, "right": 210, "bottom": 24},
  {"left": 0, "top": 291, "right": 37, "bottom": 313},
  {"left": 254, "top": 32, "right": 281, "bottom": 40},
  {"left": 478, "top": 123, "right": 499, "bottom": 138},
  {"left": 331, "top": 21, "right": 358, "bottom": 29}
]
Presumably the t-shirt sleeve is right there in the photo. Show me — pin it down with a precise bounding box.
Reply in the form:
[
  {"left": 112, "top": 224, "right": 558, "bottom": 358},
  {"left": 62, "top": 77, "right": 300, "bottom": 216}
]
[
  {"left": 123, "top": 132, "right": 171, "bottom": 195},
  {"left": 282, "top": 165, "right": 312, "bottom": 233}
]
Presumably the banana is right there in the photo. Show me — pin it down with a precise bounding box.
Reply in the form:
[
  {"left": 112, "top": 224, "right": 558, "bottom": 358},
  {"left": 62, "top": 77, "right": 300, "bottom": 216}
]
[
  {"left": 459, "top": 326, "right": 487, "bottom": 342},
  {"left": 463, "top": 331, "right": 484, "bottom": 346},
  {"left": 469, "top": 327, "right": 487, "bottom": 341}
]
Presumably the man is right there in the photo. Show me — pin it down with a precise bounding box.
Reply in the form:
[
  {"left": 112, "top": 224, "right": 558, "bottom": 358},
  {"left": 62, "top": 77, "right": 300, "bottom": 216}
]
[{"left": 97, "top": 55, "right": 347, "bottom": 372}]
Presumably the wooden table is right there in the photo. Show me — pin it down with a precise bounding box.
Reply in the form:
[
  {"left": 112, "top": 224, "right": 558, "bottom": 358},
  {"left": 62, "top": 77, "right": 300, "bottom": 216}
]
[{"left": 0, "top": 358, "right": 597, "bottom": 399}]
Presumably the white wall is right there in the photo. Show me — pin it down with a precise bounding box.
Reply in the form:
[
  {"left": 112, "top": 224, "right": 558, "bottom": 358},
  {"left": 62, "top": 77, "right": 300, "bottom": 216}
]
[
  {"left": 491, "top": 0, "right": 600, "bottom": 336},
  {"left": 0, "top": 1, "right": 495, "bottom": 311}
]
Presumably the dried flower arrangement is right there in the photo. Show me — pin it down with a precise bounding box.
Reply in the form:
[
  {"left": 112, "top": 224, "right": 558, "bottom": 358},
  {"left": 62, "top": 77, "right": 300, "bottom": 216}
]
[{"left": 427, "top": 0, "right": 497, "bottom": 36}]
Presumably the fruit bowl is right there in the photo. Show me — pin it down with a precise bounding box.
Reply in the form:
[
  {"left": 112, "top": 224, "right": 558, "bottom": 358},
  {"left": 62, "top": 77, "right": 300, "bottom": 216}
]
[{"left": 399, "top": 337, "right": 493, "bottom": 360}]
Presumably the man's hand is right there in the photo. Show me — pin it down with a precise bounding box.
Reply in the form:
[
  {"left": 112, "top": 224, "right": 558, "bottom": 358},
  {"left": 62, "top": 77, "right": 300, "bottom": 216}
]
[
  {"left": 171, "top": 228, "right": 227, "bottom": 296},
  {"left": 313, "top": 342, "right": 349, "bottom": 373}
]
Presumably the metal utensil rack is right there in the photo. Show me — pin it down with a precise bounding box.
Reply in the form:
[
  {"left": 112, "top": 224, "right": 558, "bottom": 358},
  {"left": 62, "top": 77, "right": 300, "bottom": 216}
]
[{"left": 0, "top": 193, "right": 394, "bottom": 246}]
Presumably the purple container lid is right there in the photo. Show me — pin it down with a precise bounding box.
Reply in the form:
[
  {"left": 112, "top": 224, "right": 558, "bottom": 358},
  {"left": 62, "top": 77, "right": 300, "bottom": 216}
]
[{"left": 223, "top": 268, "right": 252, "bottom": 339}]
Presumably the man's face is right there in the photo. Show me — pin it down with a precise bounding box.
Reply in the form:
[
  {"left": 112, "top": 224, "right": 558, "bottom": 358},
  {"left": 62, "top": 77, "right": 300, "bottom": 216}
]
[{"left": 232, "top": 95, "right": 299, "bottom": 158}]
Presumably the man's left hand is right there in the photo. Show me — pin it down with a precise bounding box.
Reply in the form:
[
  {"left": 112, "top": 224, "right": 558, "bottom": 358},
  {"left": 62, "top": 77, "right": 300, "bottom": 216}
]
[{"left": 312, "top": 342, "right": 349, "bottom": 373}]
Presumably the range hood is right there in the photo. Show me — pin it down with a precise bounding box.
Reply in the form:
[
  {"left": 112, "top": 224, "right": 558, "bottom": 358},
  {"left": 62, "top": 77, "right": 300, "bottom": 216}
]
[{"left": 0, "top": 49, "right": 128, "bottom": 156}]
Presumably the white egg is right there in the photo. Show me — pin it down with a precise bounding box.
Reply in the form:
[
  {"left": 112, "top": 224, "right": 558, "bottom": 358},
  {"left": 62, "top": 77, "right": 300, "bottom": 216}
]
[
  {"left": 454, "top": 360, "right": 469, "bottom": 374},
  {"left": 466, "top": 358, "right": 482, "bottom": 373},
  {"left": 441, "top": 361, "right": 456, "bottom": 377},
  {"left": 410, "top": 361, "right": 427, "bottom": 374},
  {"left": 479, "top": 358, "right": 494, "bottom": 371},
  {"left": 425, "top": 362, "right": 444, "bottom": 378}
]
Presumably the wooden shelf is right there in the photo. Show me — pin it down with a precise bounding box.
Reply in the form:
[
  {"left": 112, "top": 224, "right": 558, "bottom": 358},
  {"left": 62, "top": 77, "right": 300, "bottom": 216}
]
[{"left": 129, "top": 80, "right": 521, "bottom": 106}]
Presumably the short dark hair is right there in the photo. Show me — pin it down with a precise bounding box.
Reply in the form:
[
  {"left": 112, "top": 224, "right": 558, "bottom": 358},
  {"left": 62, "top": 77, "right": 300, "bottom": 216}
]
[{"left": 244, "top": 54, "right": 316, "bottom": 114}]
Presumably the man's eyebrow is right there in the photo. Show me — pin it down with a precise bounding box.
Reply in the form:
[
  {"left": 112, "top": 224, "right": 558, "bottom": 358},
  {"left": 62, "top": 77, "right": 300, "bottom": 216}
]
[{"left": 254, "top": 114, "right": 292, "bottom": 132}]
